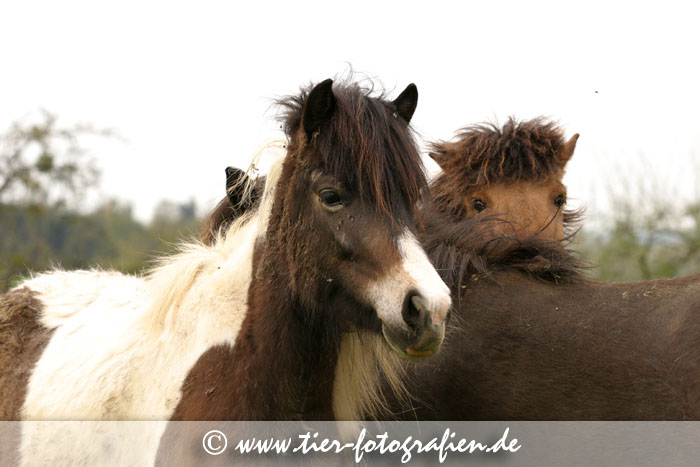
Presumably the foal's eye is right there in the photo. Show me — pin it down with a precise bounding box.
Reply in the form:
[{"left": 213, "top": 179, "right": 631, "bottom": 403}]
[
  {"left": 472, "top": 199, "right": 487, "bottom": 213},
  {"left": 320, "top": 189, "right": 343, "bottom": 208},
  {"left": 554, "top": 194, "right": 566, "bottom": 208}
]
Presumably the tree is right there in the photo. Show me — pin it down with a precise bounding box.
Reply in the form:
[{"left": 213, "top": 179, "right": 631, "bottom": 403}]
[
  {"left": 0, "top": 110, "right": 112, "bottom": 208},
  {"left": 576, "top": 167, "right": 700, "bottom": 282},
  {"left": 0, "top": 112, "right": 205, "bottom": 293}
]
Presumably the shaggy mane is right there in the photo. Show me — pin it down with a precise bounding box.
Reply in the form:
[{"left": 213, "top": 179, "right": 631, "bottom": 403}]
[
  {"left": 143, "top": 146, "right": 286, "bottom": 335},
  {"left": 430, "top": 117, "right": 569, "bottom": 187},
  {"left": 422, "top": 205, "right": 585, "bottom": 297},
  {"left": 277, "top": 79, "right": 427, "bottom": 220}
]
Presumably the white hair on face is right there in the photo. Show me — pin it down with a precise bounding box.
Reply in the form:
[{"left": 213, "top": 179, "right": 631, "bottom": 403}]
[
  {"left": 333, "top": 230, "right": 451, "bottom": 424},
  {"left": 18, "top": 141, "right": 286, "bottom": 465},
  {"left": 362, "top": 230, "right": 451, "bottom": 332}
]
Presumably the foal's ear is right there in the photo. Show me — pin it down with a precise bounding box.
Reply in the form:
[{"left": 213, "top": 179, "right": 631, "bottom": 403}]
[
  {"left": 302, "top": 79, "right": 336, "bottom": 140},
  {"left": 225, "top": 166, "right": 249, "bottom": 205},
  {"left": 392, "top": 83, "right": 418, "bottom": 123},
  {"left": 560, "top": 133, "right": 580, "bottom": 165}
]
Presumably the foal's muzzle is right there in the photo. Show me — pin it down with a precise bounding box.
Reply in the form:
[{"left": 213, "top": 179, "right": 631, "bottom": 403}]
[{"left": 383, "top": 293, "right": 449, "bottom": 359}]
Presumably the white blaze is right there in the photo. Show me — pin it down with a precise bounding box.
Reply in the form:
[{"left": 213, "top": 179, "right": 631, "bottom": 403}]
[{"left": 365, "top": 230, "right": 451, "bottom": 329}]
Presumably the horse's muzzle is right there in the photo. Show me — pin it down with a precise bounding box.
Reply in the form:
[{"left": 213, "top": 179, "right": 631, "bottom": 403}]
[{"left": 383, "top": 294, "right": 449, "bottom": 359}]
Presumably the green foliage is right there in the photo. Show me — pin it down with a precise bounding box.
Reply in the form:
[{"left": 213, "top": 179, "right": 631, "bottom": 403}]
[
  {"left": 575, "top": 199, "right": 700, "bottom": 282},
  {"left": 0, "top": 112, "right": 203, "bottom": 293},
  {"left": 149, "top": 199, "right": 202, "bottom": 246},
  {"left": 0, "top": 110, "right": 109, "bottom": 207},
  {"left": 0, "top": 200, "right": 204, "bottom": 292}
]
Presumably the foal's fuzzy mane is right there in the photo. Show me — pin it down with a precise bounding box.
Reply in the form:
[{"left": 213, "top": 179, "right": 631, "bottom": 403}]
[
  {"left": 277, "top": 79, "right": 427, "bottom": 221},
  {"left": 430, "top": 117, "right": 569, "bottom": 188},
  {"left": 422, "top": 205, "right": 585, "bottom": 295}
]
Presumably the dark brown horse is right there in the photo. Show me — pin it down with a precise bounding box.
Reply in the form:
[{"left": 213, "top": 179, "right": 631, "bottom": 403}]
[
  {"left": 195, "top": 116, "right": 700, "bottom": 421},
  {"left": 374, "top": 196, "right": 700, "bottom": 420},
  {"left": 182, "top": 113, "right": 700, "bottom": 421}
]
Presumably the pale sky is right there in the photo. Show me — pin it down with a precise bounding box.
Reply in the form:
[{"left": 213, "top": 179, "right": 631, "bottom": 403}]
[{"left": 2, "top": 0, "right": 699, "bottom": 223}]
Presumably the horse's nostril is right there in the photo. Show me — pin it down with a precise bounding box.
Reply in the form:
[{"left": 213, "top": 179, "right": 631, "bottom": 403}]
[{"left": 403, "top": 294, "right": 426, "bottom": 331}]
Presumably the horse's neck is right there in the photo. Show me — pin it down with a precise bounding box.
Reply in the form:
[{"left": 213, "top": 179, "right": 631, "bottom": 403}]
[
  {"left": 238, "top": 278, "right": 339, "bottom": 419},
  {"left": 171, "top": 263, "right": 339, "bottom": 421}
]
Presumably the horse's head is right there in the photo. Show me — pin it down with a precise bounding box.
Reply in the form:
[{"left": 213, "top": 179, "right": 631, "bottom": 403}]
[
  {"left": 266, "top": 79, "right": 451, "bottom": 358},
  {"left": 430, "top": 118, "right": 579, "bottom": 240}
]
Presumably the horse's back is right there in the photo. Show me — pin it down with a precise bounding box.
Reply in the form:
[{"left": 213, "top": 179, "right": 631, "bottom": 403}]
[
  {"left": 19, "top": 270, "right": 145, "bottom": 328},
  {"left": 0, "top": 286, "right": 53, "bottom": 420}
]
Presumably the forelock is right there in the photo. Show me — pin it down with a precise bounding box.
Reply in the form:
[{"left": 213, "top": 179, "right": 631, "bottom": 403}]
[{"left": 277, "top": 79, "right": 427, "bottom": 221}]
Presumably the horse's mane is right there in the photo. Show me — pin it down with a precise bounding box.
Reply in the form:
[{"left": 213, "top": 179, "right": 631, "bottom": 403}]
[
  {"left": 277, "top": 78, "right": 427, "bottom": 220},
  {"left": 201, "top": 81, "right": 428, "bottom": 242},
  {"left": 430, "top": 117, "right": 570, "bottom": 187},
  {"left": 422, "top": 204, "right": 585, "bottom": 295},
  {"left": 142, "top": 144, "right": 286, "bottom": 335},
  {"left": 429, "top": 117, "right": 567, "bottom": 207}
]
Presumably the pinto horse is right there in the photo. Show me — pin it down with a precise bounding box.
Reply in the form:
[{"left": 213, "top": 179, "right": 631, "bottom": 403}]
[
  {"left": 170, "top": 78, "right": 451, "bottom": 420},
  {"left": 0, "top": 148, "right": 284, "bottom": 465},
  {"left": 429, "top": 118, "right": 580, "bottom": 240},
  {"left": 0, "top": 79, "right": 451, "bottom": 463}
]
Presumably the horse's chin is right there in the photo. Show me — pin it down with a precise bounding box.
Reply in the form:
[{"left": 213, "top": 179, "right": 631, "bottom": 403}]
[{"left": 381, "top": 323, "right": 444, "bottom": 360}]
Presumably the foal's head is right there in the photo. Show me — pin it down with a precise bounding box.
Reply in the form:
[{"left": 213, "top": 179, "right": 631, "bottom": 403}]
[
  {"left": 265, "top": 79, "right": 451, "bottom": 358},
  {"left": 429, "top": 118, "right": 579, "bottom": 240}
]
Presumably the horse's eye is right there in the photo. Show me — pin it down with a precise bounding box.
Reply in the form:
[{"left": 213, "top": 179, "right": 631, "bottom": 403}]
[
  {"left": 320, "top": 189, "right": 343, "bottom": 208},
  {"left": 472, "top": 199, "right": 487, "bottom": 213},
  {"left": 554, "top": 194, "right": 566, "bottom": 208}
]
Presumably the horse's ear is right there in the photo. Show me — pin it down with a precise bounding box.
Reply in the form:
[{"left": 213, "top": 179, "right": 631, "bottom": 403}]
[
  {"left": 225, "top": 166, "right": 248, "bottom": 205},
  {"left": 560, "top": 133, "right": 580, "bottom": 165},
  {"left": 302, "top": 79, "right": 336, "bottom": 139},
  {"left": 392, "top": 83, "right": 418, "bottom": 123},
  {"left": 428, "top": 151, "right": 448, "bottom": 170}
]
